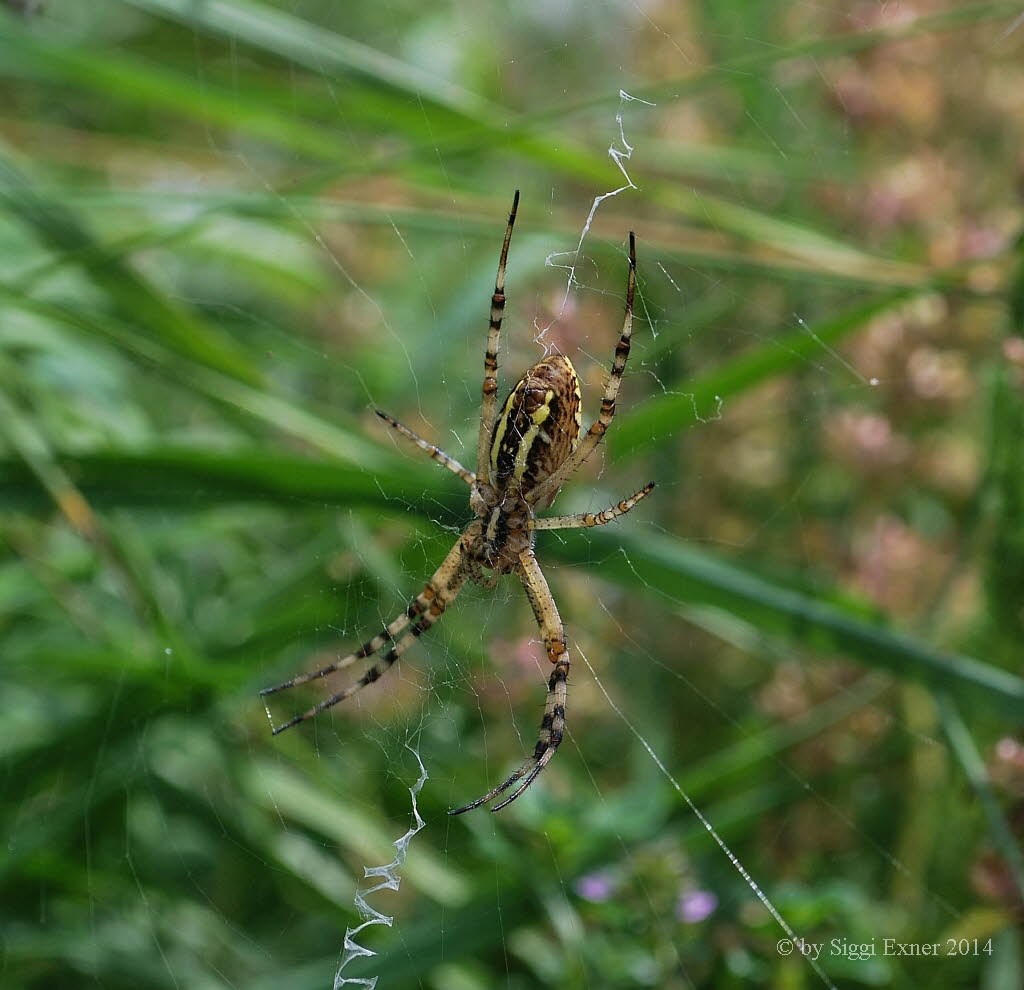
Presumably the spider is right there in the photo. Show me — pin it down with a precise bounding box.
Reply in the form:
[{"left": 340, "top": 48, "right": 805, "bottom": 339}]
[{"left": 261, "top": 192, "right": 653, "bottom": 814}]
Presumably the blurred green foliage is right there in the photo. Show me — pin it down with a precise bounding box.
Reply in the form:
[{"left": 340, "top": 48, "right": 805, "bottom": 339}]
[{"left": 2, "top": 2, "right": 1024, "bottom": 988}]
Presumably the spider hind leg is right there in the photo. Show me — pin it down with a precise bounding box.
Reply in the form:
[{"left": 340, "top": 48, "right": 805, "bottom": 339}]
[
  {"left": 449, "top": 549, "right": 568, "bottom": 815},
  {"left": 261, "top": 535, "right": 469, "bottom": 734},
  {"left": 449, "top": 657, "right": 567, "bottom": 815}
]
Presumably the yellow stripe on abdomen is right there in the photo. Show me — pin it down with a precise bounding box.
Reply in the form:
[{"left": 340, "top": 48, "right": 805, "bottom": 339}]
[
  {"left": 512, "top": 389, "right": 554, "bottom": 484},
  {"left": 489, "top": 382, "right": 522, "bottom": 477}
]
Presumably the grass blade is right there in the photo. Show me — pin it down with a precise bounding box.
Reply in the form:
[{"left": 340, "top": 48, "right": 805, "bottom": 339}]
[
  {"left": 613, "top": 291, "right": 912, "bottom": 459},
  {"left": 0, "top": 155, "right": 264, "bottom": 387},
  {"left": 2, "top": 445, "right": 1020, "bottom": 715}
]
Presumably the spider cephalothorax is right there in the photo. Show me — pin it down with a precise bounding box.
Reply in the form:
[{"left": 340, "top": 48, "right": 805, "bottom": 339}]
[{"left": 262, "top": 192, "right": 653, "bottom": 814}]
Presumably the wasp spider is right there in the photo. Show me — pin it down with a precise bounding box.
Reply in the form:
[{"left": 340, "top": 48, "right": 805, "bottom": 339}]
[{"left": 261, "top": 192, "right": 653, "bottom": 814}]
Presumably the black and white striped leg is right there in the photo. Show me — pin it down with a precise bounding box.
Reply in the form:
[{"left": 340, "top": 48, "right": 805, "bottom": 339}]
[
  {"left": 376, "top": 410, "right": 475, "bottom": 486},
  {"left": 475, "top": 190, "right": 520, "bottom": 485},
  {"left": 449, "top": 549, "right": 568, "bottom": 815},
  {"left": 261, "top": 534, "right": 470, "bottom": 734},
  {"left": 526, "top": 232, "right": 636, "bottom": 507}
]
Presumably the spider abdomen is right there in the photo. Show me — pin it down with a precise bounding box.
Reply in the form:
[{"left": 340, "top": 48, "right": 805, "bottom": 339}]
[{"left": 489, "top": 355, "right": 581, "bottom": 503}]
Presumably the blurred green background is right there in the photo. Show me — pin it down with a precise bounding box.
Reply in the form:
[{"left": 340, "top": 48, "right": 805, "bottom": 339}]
[{"left": 3, "top": 1, "right": 1024, "bottom": 988}]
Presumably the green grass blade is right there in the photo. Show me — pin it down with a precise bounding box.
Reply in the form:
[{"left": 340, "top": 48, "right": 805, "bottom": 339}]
[
  {"left": 0, "top": 16, "right": 347, "bottom": 164},
  {"left": 110, "top": 0, "right": 939, "bottom": 280},
  {"left": 551, "top": 526, "right": 1024, "bottom": 720},
  {"left": 936, "top": 694, "right": 1024, "bottom": 901},
  {"left": 0, "top": 155, "right": 264, "bottom": 387},
  {"left": 531, "top": 1, "right": 1024, "bottom": 121},
  {"left": 2, "top": 445, "right": 1019, "bottom": 716},
  {"left": 613, "top": 291, "right": 912, "bottom": 459},
  {"left": 57, "top": 189, "right": 958, "bottom": 291},
  {"left": 0, "top": 286, "right": 389, "bottom": 466},
  {"left": 0, "top": 447, "right": 462, "bottom": 518},
  {"left": 123, "top": 0, "right": 501, "bottom": 124}
]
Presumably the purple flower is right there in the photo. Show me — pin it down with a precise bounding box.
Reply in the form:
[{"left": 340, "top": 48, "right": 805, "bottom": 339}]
[
  {"left": 677, "top": 889, "right": 717, "bottom": 923},
  {"left": 575, "top": 871, "right": 615, "bottom": 903}
]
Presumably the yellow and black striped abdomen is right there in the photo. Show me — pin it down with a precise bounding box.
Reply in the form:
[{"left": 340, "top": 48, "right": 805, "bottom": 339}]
[{"left": 489, "top": 355, "right": 581, "bottom": 500}]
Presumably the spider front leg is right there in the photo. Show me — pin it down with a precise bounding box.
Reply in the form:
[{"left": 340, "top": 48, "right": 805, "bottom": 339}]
[
  {"left": 475, "top": 190, "right": 519, "bottom": 485},
  {"left": 531, "top": 482, "right": 654, "bottom": 531},
  {"left": 450, "top": 549, "right": 568, "bottom": 815},
  {"left": 261, "top": 532, "right": 471, "bottom": 734},
  {"left": 526, "top": 232, "right": 636, "bottom": 508},
  {"left": 375, "top": 409, "right": 475, "bottom": 486}
]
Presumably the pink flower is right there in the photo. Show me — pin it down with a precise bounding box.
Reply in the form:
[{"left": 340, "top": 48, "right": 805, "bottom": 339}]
[{"left": 677, "top": 889, "right": 718, "bottom": 923}]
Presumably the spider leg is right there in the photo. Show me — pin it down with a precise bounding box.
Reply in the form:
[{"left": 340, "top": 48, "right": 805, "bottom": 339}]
[
  {"left": 530, "top": 482, "right": 654, "bottom": 531},
  {"left": 449, "top": 549, "right": 567, "bottom": 815},
  {"left": 262, "top": 533, "right": 470, "bottom": 734},
  {"left": 375, "top": 410, "right": 475, "bottom": 486},
  {"left": 476, "top": 190, "right": 520, "bottom": 485},
  {"left": 526, "top": 232, "right": 636, "bottom": 507}
]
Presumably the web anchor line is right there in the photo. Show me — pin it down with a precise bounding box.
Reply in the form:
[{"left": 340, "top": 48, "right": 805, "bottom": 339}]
[
  {"left": 576, "top": 647, "right": 839, "bottom": 990},
  {"left": 333, "top": 746, "right": 429, "bottom": 990},
  {"left": 538, "top": 89, "right": 655, "bottom": 337}
]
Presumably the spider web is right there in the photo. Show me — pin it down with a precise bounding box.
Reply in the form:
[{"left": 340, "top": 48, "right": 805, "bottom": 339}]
[
  {"left": 332, "top": 745, "right": 428, "bottom": 990},
  {"left": 325, "top": 87, "right": 839, "bottom": 990},
  {"left": 243, "top": 78, "right": 970, "bottom": 990},
  {"left": 4, "top": 3, "right": 1023, "bottom": 990},
  {"left": 326, "top": 91, "right": 837, "bottom": 990}
]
